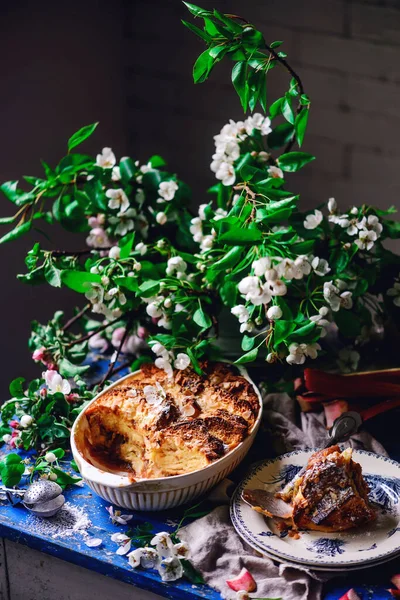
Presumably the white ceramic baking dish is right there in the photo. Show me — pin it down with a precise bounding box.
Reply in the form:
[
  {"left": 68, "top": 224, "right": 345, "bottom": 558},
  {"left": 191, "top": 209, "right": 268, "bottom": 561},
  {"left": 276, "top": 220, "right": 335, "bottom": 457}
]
[{"left": 70, "top": 366, "right": 263, "bottom": 511}]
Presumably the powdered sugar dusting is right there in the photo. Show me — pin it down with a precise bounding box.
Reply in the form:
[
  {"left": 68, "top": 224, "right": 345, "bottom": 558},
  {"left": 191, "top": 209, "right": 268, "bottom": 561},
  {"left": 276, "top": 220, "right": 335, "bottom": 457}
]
[{"left": 26, "top": 502, "right": 91, "bottom": 539}]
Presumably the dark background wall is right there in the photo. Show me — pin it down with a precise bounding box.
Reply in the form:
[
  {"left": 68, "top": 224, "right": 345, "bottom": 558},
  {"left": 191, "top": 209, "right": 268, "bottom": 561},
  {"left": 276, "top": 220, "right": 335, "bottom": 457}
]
[{"left": 0, "top": 0, "right": 399, "bottom": 397}]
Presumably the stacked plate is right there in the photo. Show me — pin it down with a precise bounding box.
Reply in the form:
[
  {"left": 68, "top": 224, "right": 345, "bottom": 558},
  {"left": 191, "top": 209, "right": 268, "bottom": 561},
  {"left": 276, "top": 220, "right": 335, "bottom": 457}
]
[{"left": 230, "top": 449, "right": 400, "bottom": 572}]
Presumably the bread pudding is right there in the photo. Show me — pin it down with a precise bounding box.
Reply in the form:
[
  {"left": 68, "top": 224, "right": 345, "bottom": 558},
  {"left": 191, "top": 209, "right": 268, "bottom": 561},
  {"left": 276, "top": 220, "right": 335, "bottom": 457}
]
[
  {"left": 277, "top": 446, "right": 376, "bottom": 532},
  {"left": 82, "top": 362, "right": 260, "bottom": 479}
]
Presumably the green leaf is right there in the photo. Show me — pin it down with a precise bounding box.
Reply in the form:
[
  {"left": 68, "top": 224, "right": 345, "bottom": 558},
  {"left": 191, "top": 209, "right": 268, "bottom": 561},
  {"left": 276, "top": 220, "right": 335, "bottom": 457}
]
[
  {"left": 234, "top": 347, "right": 258, "bottom": 364},
  {"left": 267, "top": 123, "right": 295, "bottom": 149},
  {"left": 270, "top": 40, "right": 283, "bottom": 49},
  {"left": 61, "top": 270, "right": 102, "bottom": 293},
  {"left": 114, "top": 276, "right": 138, "bottom": 292},
  {"left": 181, "top": 559, "right": 205, "bottom": 585},
  {"left": 120, "top": 233, "right": 135, "bottom": 259},
  {"left": 218, "top": 225, "right": 263, "bottom": 245},
  {"left": 278, "top": 152, "right": 315, "bottom": 172},
  {"left": 0, "top": 181, "right": 19, "bottom": 203},
  {"left": 282, "top": 95, "right": 295, "bottom": 124},
  {"left": 269, "top": 97, "right": 283, "bottom": 119},
  {"left": 9, "top": 377, "right": 25, "bottom": 398},
  {"left": 193, "top": 306, "right": 212, "bottom": 329},
  {"left": 193, "top": 49, "right": 213, "bottom": 83},
  {"left": 0, "top": 216, "right": 16, "bottom": 224},
  {"left": 335, "top": 310, "right": 362, "bottom": 338},
  {"left": 183, "top": 2, "right": 211, "bottom": 17},
  {"left": 67, "top": 122, "right": 98, "bottom": 152},
  {"left": 45, "top": 263, "right": 62, "bottom": 288},
  {"left": 211, "top": 246, "right": 243, "bottom": 270},
  {"left": 213, "top": 9, "right": 243, "bottom": 34},
  {"left": 273, "top": 320, "right": 296, "bottom": 346},
  {"left": 295, "top": 108, "right": 309, "bottom": 147},
  {"left": 0, "top": 455, "right": 25, "bottom": 487},
  {"left": 232, "top": 61, "right": 249, "bottom": 111},
  {"left": 0, "top": 221, "right": 31, "bottom": 244},
  {"left": 51, "top": 466, "right": 82, "bottom": 489},
  {"left": 287, "top": 322, "right": 316, "bottom": 342},
  {"left": 241, "top": 335, "right": 255, "bottom": 351},
  {"left": 149, "top": 155, "right": 166, "bottom": 168},
  {"left": 138, "top": 279, "right": 160, "bottom": 297},
  {"left": 181, "top": 19, "right": 211, "bottom": 42},
  {"left": 59, "top": 358, "right": 89, "bottom": 378},
  {"left": 186, "top": 347, "right": 203, "bottom": 375},
  {"left": 119, "top": 157, "right": 136, "bottom": 183}
]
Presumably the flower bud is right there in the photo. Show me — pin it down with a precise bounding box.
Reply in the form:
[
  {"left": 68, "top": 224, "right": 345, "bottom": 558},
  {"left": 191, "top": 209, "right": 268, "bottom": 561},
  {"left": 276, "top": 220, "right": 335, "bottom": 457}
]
[
  {"left": 156, "top": 212, "right": 167, "bottom": 225},
  {"left": 20, "top": 415, "right": 33, "bottom": 428},
  {"left": 44, "top": 452, "right": 57, "bottom": 463},
  {"left": 267, "top": 306, "right": 283, "bottom": 320}
]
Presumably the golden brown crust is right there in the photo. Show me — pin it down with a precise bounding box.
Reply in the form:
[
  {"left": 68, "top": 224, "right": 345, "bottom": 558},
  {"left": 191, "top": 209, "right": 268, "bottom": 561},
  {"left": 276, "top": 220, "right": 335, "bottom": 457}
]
[{"left": 83, "top": 361, "right": 260, "bottom": 479}]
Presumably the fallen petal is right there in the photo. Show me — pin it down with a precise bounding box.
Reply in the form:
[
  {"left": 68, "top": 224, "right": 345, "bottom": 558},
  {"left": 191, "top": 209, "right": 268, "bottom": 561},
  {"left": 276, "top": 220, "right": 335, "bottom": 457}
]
[
  {"left": 338, "top": 590, "right": 361, "bottom": 600},
  {"left": 85, "top": 537, "right": 103, "bottom": 548},
  {"left": 226, "top": 568, "right": 256, "bottom": 593}
]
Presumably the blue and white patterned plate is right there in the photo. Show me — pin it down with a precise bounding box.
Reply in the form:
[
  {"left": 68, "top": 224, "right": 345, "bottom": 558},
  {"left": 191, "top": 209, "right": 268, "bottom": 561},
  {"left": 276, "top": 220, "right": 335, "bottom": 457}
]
[{"left": 230, "top": 449, "right": 400, "bottom": 567}]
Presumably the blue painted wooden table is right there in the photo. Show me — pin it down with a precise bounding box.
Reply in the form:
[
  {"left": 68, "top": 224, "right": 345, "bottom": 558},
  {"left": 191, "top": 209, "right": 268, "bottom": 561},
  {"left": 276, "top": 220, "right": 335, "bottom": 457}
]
[{"left": 1, "top": 357, "right": 400, "bottom": 599}]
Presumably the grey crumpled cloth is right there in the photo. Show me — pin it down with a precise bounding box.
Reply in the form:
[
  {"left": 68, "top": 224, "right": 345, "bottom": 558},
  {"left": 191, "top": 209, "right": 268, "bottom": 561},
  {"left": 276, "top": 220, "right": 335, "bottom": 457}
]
[{"left": 180, "top": 392, "right": 388, "bottom": 600}]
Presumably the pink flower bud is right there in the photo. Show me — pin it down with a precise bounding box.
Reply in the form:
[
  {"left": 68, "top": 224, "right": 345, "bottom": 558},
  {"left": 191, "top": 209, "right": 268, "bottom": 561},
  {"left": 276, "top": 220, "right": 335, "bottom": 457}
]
[
  {"left": 32, "top": 347, "right": 46, "bottom": 362},
  {"left": 46, "top": 362, "right": 58, "bottom": 371},
  {"left": 137, "top": 326, "right": 149, "bottom": 340},
  {"left": 11, "top": 430, "right": 19, "bottom": 438},
  {"left": 9, "top": 420, "right": 19, "bottom": 429},
  {"left": 9, "top": 439, "right": 16, "bottom": 449},
  {"left": 40, "top": 388, "right": 47, "bottom": 398},
  {"left": 66, "top": 393, "right": 79, "bottom": 404}
]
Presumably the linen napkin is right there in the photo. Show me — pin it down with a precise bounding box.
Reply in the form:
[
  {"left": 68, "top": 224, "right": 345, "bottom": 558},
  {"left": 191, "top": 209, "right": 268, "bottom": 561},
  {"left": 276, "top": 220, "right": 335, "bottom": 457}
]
[{"left": 180, "top": 392, "right": 388, "bottom": 600}]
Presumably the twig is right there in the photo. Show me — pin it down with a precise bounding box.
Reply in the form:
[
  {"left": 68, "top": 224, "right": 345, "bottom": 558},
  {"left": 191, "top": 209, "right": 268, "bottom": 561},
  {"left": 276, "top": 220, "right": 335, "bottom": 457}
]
[
  {"left": 62, "top": 304, "right": 91, "bottom": 332},
  {"left": 50, "top": 247, "right": 112, "bottom": 257},
  {"left": 99, "top": 314, "right": 135, "bottom": 386},
  {"left": 66, "top": 314, "right": 125, "bottom": 348}
]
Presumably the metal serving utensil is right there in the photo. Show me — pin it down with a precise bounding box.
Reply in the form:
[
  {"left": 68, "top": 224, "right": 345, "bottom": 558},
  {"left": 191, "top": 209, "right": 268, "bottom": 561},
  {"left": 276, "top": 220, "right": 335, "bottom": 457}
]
[
  {"left": 242, "top": 411, "right": 363, "bottom": 518},
  {"left": 0, "top": 479, "right": 65, "bottom": 517}
]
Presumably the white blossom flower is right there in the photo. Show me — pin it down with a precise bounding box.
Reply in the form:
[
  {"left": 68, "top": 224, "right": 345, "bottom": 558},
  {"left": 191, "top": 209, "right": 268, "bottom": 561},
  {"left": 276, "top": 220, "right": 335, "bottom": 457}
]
[
  {"left": 286, "top": 342, "right": 321, "bottom": 365},
  {"left": 200, "top": 233, "right": 216, "bottom": 251},
  {"left": 95, "top": 147, "right": 116, "bottom": 169},
  {"left": 85, "top": 282, "right": 104, "bottom": 306},
  {"left": 215, "top": 161, "right": 236, "bottom": 186},
  {"left": 109, "top": 208, "right": 137, "bottom": 236},
  {"left": 86, "top": 227, "right": 111, "bottom": 249},
  {"left": 146, "top": 301, "right": 163, "bottom": 318},
  {"left": 166, "top": 256, "right": 187, "bottom": 276},
  {"left": 158, "top": 316, "right": 172, "bottom": 330},
  {"left": 267, "top": 279, "right": 287, "bottom": 296},
  {"left": 323, "top": 281, "right": 353, "bottom": 311},
  {"left": 311, "top": 256, "right": 331, "bottom": 276},
  {"left": 174, "top": 542, "right": 190, "bottom": 559},
  {"left": 190, "top": 217, "right": 203, "bottom": 243},
  {"left": 355, "top": 229, "right": 377, "bottom": 251},
  {"left": 365, "top": 214, "right": 383, "bottom": 237},
  {"left": 327, "top": 197, "right": 337, "bottom": 213},
  {"left": 267, "top": 305, "right": 282, "bottom": 320},
  {"left": 252, "top": 257, "right": 271, "bottom": 277},
  {"left": 337, "top": 347, "right": 360, "bottom": 373},
  {"left": 231, "top": 305, "right": 250, "bottom": 324},
  {"left": 293, "top": 256, "right": 312, "bottom": 278},
  {"left": 310, "top": 306, "right": 330, "bottom": 337},
  {"left": 106, "top": 188, "right": 130, "bottom": 213},
  {"left": 156, "top": 211, "right": 167, "bottom": 225},
  {"left": 158, "top": 180, "right": 179, "bottom": 201},
  {"left": 244, "top": 113, "right": 272, "bottom": 136},
  {"left": 387, "top": 281, "right": 400, "bottom": 307},
  {"left": 111, "top": 166, "right": 121, "bottom": 181},
  {"left": 304, "top": 209, "right": 323, "bottom": 230},
  {"left": 240, "top": 321, "right": 254, "bottom": 333},
  {"left": 127, "top": 548, "right": 143, "bottom": 568},
  {"left": 106, "top": 505, "right": 133, "bottom": 525},
  {"left": 20, "top": 415, "right": 33, "bottom": 428},
  {"left": 150, "top": 532, "right": 175, "bottom": 559},
  {"left": 2, "top": 434, "right": 12, "bottom": 444},
  {"left": 157, "top": 557, "right": 184, "bottom": 582},
  {"left": 174, "top": 353, "right": 191, "bottom": 370},
  {"left": 107, "top": 246, "right": 120, "bottom": 261},
  {"left": 135, "top": 242, "right": 147, "bottom": 255},
  {"left": 155, "top": 356, "right": 173, "bottom": 377},
  {"left": 111, "top": 532, "right": 130, "bottom": 543},
  {"left": 116, "top": 538, "right": 132, "bottom": 555},
  {"left": 268, "top": 165, "right": 283, "bottom": 179},
  {"left": 238, "top": 276, "right": 260, "bottom": 297},
  {"left": 43, "top": 370, "right": 71, "bottom": 395}
]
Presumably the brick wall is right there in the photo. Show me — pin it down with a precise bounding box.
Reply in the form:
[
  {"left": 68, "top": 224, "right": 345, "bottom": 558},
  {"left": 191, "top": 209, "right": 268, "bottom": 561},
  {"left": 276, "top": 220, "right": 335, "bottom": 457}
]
[{"left": 124, "top": 0, "right": 400, "bottom": 213}]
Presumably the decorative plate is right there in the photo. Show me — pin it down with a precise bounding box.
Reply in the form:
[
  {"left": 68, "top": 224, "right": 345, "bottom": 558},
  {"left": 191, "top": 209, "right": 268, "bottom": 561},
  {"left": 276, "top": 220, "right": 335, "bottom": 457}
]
[{"left": 230, "top": 449, "right": 400, "bottom": 567}]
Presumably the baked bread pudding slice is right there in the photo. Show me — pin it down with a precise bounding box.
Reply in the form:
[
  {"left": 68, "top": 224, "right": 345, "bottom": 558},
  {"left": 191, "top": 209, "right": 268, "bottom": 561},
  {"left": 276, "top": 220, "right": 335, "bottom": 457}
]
[
  {"left": 82, "top": 361, "right": 260, "bottom": 479},
  {"left": 277, "top": 445, "right": 376, "bottom": 532}
]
